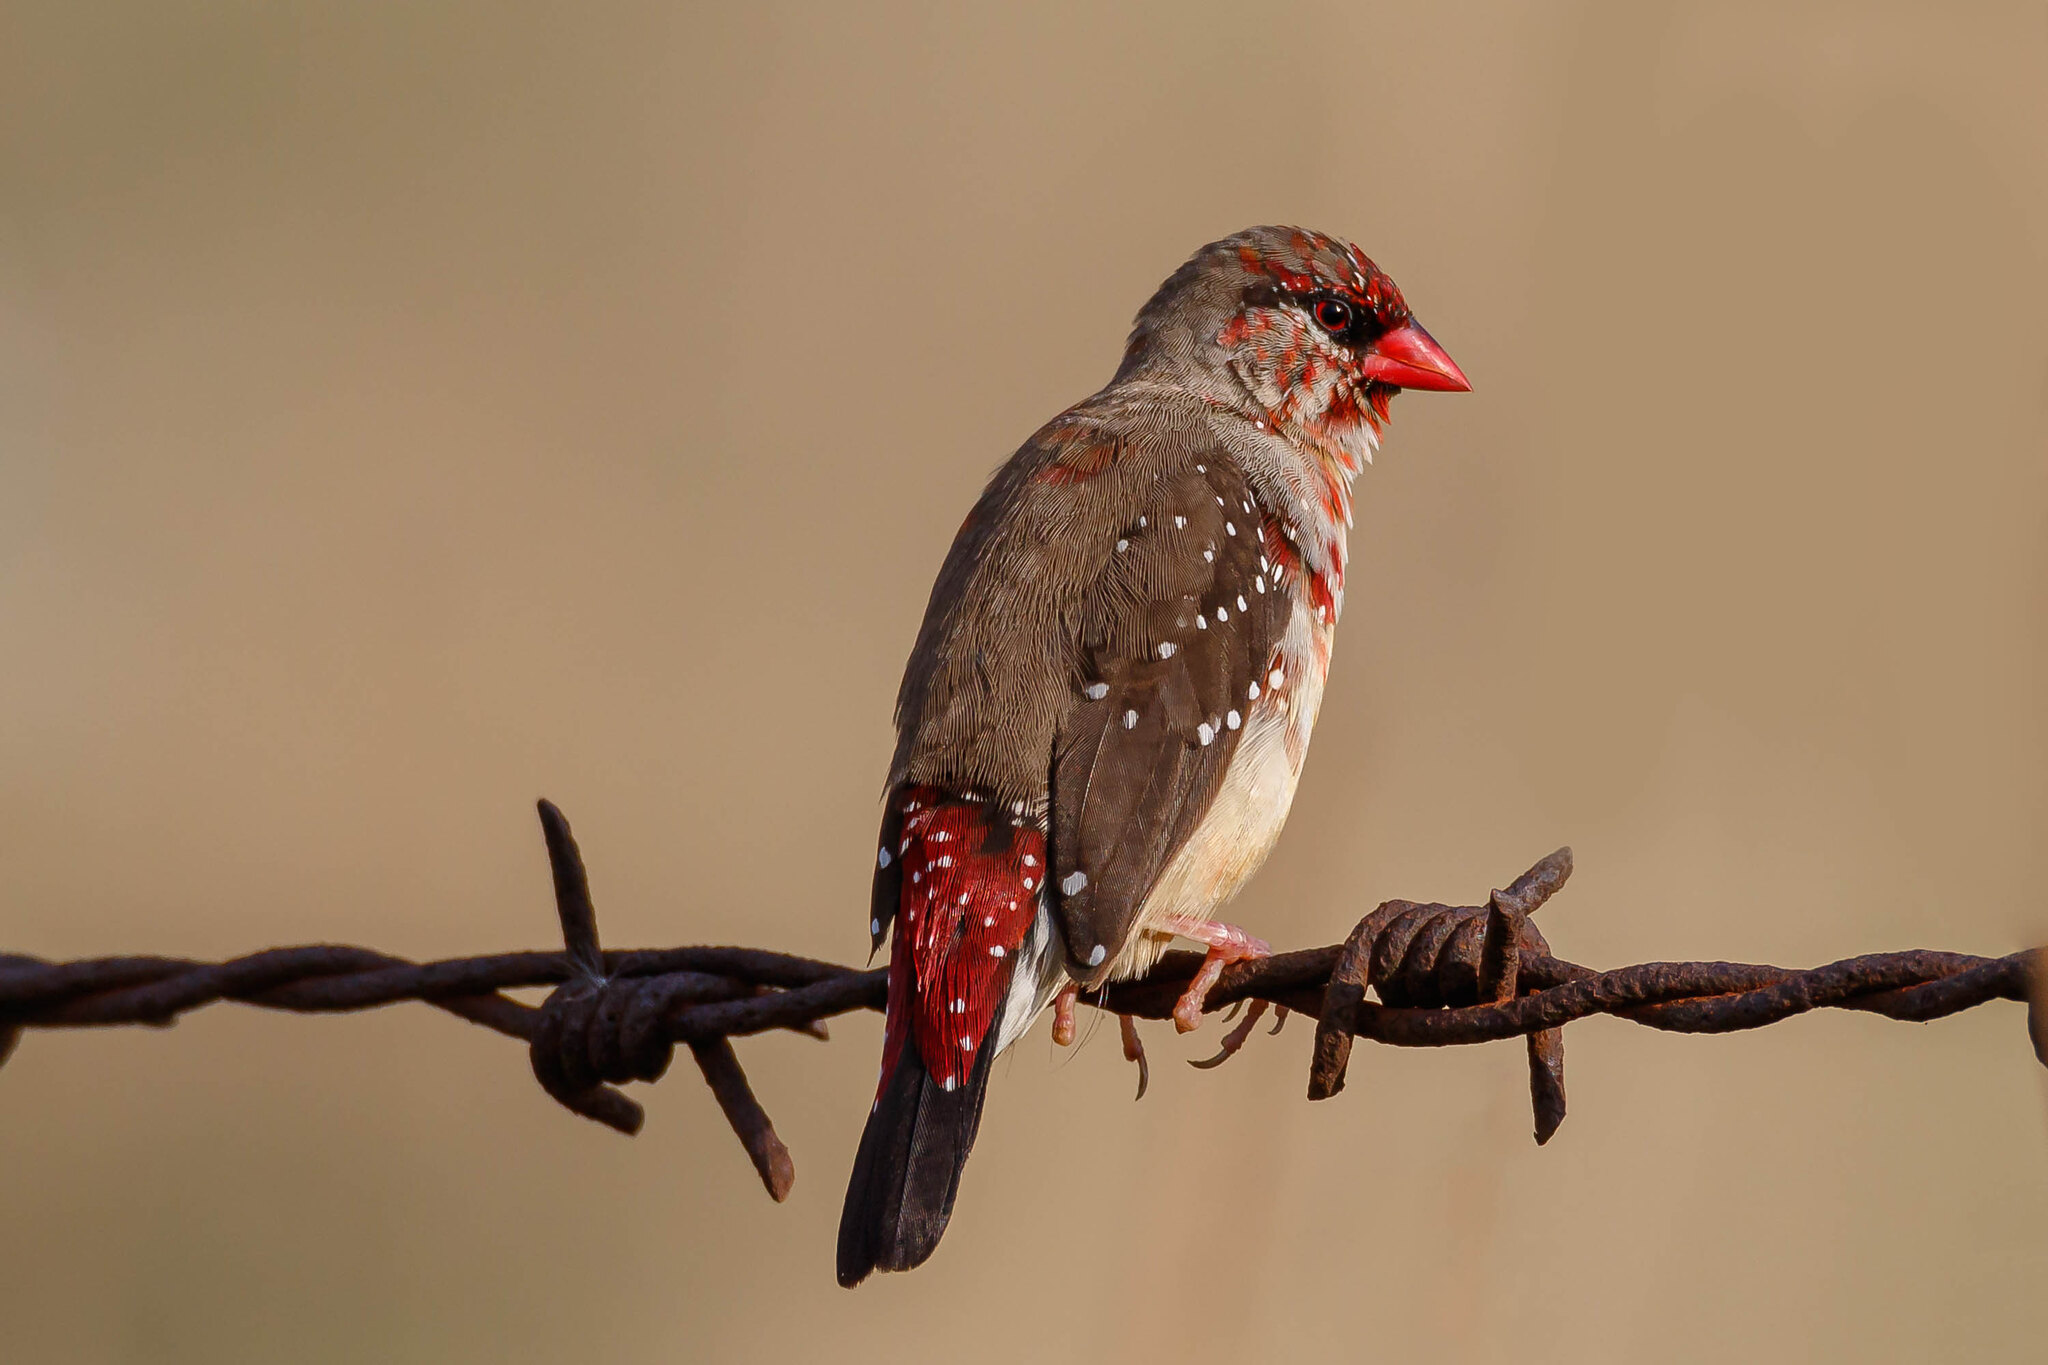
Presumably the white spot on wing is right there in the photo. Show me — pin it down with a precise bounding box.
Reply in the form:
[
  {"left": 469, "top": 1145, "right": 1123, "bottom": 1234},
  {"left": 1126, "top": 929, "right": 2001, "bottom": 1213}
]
[
  {"left": 1084, "top": 682, "right": 1109, "bottom": 700},
  {"left": 1061, "top": 870, "right": 1088, "bottom": 895},
  {"left": 1226, "top": 709, "right": 1241, "bottom": 730},
  {"left": 1123, "top": 709, "right": 1138, "bottom": 729},
  {"left": 1197, "top": 722, "right": 1215, "bottom": 745},
  {"left": 1087, "top": 944, "right": 1106, "bottom": 966},
  {"left": 878, "top": 847, "right": 890, "bottom": 868}
]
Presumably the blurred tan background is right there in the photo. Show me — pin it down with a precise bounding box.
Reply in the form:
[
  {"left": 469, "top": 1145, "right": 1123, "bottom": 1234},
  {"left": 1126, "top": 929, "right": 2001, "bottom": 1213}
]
[{"left": 3, "top": 1, "right": 2045, "bottom": 1360}]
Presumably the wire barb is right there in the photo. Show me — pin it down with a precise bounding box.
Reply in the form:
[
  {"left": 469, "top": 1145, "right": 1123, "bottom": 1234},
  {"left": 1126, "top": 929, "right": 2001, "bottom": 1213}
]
[{"left": 2, "top": 815, "right": 2041, "bottom": 1196}]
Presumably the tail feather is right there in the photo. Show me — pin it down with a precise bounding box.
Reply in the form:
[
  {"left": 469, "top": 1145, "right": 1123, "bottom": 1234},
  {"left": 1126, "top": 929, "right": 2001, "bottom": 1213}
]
[
  {"left": 836, "top": 1037, "right": 995, "bottom": 1287},
  {"left": 838, "top": 786, "right": 1056, "bottom": 1288}
]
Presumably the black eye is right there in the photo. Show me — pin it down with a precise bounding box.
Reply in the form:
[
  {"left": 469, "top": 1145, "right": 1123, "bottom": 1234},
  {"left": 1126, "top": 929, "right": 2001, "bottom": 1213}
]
[{"left": 1312, "top": 298, "right": 1353, "bottom": 335}]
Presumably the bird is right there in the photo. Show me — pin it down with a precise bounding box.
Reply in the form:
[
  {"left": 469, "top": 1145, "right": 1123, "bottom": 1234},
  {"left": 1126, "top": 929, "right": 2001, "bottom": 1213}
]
[{"left": 836, "top": 225, "right": 1469, "bottom": 1287}]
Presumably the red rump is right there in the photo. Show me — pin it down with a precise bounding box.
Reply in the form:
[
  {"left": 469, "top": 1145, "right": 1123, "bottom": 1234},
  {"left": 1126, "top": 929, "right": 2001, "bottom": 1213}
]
[{"left": 877, "top": 787, "right": 1044, "bottom": 1099}]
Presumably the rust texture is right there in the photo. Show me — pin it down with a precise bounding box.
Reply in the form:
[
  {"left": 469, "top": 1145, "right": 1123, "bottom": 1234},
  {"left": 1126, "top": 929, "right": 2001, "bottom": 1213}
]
[{"left": 3, "top": 804, "right": 2041, "bottom": 1191}]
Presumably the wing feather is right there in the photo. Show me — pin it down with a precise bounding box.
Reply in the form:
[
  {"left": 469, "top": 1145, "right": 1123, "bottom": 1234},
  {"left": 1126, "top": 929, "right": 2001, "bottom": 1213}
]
[{"left": 1050, "top": 459, "right": 1291, "bottom": 984}]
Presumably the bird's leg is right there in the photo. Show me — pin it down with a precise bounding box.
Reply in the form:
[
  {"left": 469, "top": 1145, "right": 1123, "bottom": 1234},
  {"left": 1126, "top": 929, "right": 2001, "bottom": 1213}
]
[
  {"left": 1165, "top": 919, "right": 1270, "bottom": 1033},
  {"left": 1051, "top": 981, "right": 1079, "bottom": 1046},
  {"left": 1119, "top": 1012, "right": 1149, "bottom": 1100}
]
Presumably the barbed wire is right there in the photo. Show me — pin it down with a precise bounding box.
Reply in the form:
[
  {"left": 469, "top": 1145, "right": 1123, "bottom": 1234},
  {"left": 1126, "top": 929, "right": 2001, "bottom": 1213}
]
[{"left": 3, "top": 801, "right": 2042, "bottom": 1197}]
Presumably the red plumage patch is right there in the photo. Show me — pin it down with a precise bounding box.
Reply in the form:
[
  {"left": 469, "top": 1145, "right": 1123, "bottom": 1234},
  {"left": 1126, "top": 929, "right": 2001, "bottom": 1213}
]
[
  {"left": 876, "top": 787, "right": 1044, "bottom": 1098},
  {"left": 1237, "top": 230, "right": 1412, "bottom": 333},
  {"left": 1258, "top": 514, "right": 1339, "bottom": 625}
]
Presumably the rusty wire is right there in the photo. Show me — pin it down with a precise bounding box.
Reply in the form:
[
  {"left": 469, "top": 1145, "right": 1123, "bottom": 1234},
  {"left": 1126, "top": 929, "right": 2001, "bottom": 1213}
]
[{"left": 3, "top": 801, "right": 2043, "bottom": 1197}]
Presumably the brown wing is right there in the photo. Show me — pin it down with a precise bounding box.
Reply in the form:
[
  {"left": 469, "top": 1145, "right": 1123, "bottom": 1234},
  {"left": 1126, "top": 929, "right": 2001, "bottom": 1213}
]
[{"left": 1049, "top": 459, "right": 1290, "bottom": 986}]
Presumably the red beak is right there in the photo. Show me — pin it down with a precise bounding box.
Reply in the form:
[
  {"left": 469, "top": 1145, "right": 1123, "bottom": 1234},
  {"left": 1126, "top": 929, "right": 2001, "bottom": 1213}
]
[{"left": 1359, "top": 321, "right": 1470, "bottom": 392}]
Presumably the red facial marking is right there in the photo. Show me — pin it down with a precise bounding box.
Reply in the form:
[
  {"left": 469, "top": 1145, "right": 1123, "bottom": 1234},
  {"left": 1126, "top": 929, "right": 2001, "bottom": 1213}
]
[
  {"left": 1240, "top": 235, "right": 1413, "bottom": 334},
  {"left": 1217, "top": 310, "right": 1273, "bottom": 348},
  {"left": 876, "top": 788, "right": 1042, "bottom": 1098},
  {"left": 1319, "top": 384, "right": 1362, "bottom": 429}
]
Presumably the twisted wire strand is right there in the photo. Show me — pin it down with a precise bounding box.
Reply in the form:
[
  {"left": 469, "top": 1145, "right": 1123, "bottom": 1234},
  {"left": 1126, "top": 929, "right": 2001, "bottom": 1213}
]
[{"left": 3, "top": 804, "right": 2041, "bottom": 1196}]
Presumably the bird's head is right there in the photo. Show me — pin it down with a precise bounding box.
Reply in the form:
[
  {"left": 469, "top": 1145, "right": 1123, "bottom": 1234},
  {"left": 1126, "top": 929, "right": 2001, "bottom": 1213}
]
[{"left": 1118, "top": 225, "right": 1469, "bottom": 466}]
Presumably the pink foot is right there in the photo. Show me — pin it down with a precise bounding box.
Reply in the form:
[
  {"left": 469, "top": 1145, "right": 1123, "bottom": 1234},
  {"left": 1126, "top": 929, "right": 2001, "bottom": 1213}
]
[
  {"left": 1168, "top": 919, "right": 1270, "bottom": 1033},
  {"left": 1052, "top": 981, "right": 1079, "bottom": 1046},
  {"left": 1120, "top": 1013, "right": 1149, "bottom": 1100}
]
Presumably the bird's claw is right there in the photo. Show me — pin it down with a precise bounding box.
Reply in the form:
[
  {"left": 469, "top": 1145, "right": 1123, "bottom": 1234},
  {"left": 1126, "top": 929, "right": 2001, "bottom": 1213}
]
[
  {"left": 1189, "top": 1000, "right": 1273, "bottom": 1068},
  {"left": 1189, "top": 1000, "right": 1265, "bottom": 1068},
  {"left": 1120, "top": 1013, "right": 1149, "bottom": 1101}
]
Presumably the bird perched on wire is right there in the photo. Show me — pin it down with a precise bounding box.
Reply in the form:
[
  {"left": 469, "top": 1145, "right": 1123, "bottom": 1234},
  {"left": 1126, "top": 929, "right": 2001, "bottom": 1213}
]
[{"left": 837, "top": 225, "right": 1469, "bottom": 1286}]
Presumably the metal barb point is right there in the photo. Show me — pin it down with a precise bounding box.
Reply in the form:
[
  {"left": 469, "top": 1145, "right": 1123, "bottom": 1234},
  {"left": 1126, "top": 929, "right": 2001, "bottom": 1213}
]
[
  {"left": 525, "top": 801, "right": 804, "bottom": 1199},
  {"left": 537, "top": 798, "right": 605, "bottom": 983}
]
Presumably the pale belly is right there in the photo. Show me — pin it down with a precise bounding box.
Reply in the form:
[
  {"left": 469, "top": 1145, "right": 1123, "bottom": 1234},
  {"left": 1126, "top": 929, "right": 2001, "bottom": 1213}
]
[{"left": 1109, "top": 599, "right": 1333, "bottom": 979}]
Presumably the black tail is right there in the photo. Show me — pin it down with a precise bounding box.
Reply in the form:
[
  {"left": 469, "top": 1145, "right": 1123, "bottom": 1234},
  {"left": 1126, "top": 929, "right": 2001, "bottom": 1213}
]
[{"left": 836, "top": 1038, "right": 996, "bottom": 1287}]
